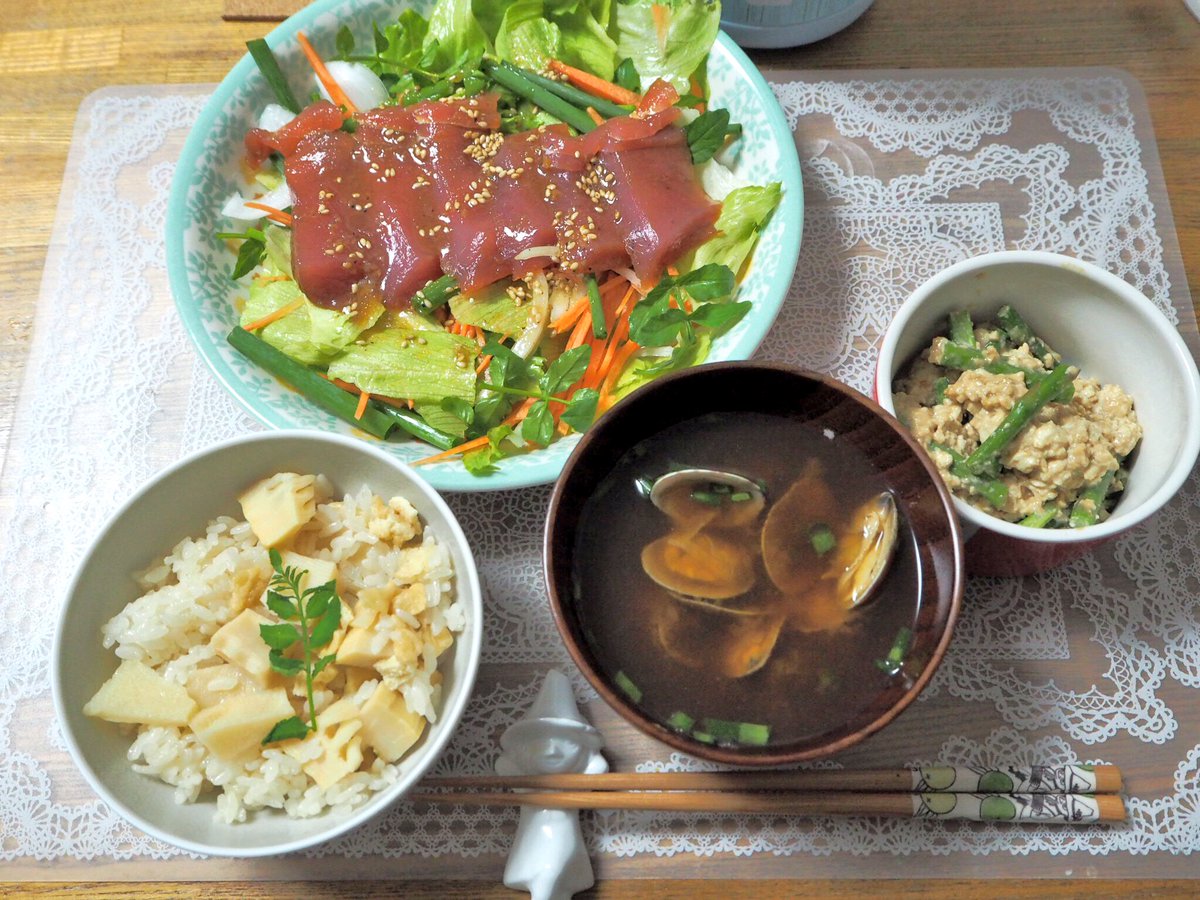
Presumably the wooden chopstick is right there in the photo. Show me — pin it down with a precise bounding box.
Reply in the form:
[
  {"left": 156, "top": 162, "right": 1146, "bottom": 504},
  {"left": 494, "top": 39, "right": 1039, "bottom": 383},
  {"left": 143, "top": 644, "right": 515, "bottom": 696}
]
[
  {"left": 408, "top": 788, "right": 1126, "bottom": 824},
  {"left": 422, "top": 764, "right": 1123, "bottom": 795}
]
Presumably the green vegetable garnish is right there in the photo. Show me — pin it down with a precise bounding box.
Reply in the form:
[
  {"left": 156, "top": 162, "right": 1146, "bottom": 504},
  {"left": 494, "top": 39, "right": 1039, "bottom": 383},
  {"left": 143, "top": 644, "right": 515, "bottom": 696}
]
[
  {"left": 683, "top": 108, "right": 741, "bottom": 164},
  {"left": 700, "top": 717, "right": 771, "bottom": 746},
  {"left": 614, "top": 670, "right": 642, "bottom": 703},
  {"left": 411, "top": 274, "right": 460, "bottom": 314},
  {"left": 476, "top": 341, "right": 600, "bottom": 445},
  {"left": 517, "top": 65, "right": 630, "bottom": 119},
  {"left": 927, "top": 441, "right": 1008, "bottom": 509},
  {"left": 587, "top": 275, "right": 608, "bottom": 339},
  {"left": 958, "top": 364, "right": 1072, "bottom": 477},
  {"left": 260, "top": 549, "right": 342, "bottom": 743},
  {"left": 377, "top": 403, "right": 457, "bottom": 451},
  {"left": 628, "top": 264, "right": 744, "bottom": 375},
  {"left": 997, "top": 304, "right": 1055, "bottom": 364},
  {"left": 948, "top": 309, "right": 977, "bottom": 348},
  {"left": 482, "top": 59, "right": 596, "bottom": 133},
  {"left": 1018, "top": 507, "right": 1058, "bottom": 528},
  {"left": 227, "top": 327, "right": 397, "bottom": 440},
  {"left": 216, "top": 227, "right": 267, "bottom": 280},
  {"left": 614, "top": 57, "right": 641, "bottom": 92},
  {"left": 1068, "top": 469, "right": 1117, "bottom": 528},
  {"left": 932, "top": 376, "right": 950, "bottom": 404},
  {"left": 666, "top": 711, "right": 695, "bottom": 732},
  {"left": 736, "top": 722, "right": 771, "bottom": 746},
  {"left": 809, "top": 524, "right": 836, "bottom": 555},
  {"left": 246, "top": 39, "right": 301, "bottom": 114},
  {"left": 692, "top": 183, "right": 782, "bottom": 278},
  {"left": 875, "top": 626, "right": 914, "bottom": 677}
]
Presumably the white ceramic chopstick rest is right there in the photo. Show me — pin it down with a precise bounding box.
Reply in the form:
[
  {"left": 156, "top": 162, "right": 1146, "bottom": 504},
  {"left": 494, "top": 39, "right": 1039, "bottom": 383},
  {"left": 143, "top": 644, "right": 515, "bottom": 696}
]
[{"left": 495, "top": 669, "right": 608, "bottom": 900}]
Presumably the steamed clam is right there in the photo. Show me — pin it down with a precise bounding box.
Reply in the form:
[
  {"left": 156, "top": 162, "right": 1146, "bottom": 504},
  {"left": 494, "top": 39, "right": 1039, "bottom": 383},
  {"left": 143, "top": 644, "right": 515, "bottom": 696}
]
[
  {"left": 641, "top": 530, "right": 757, "bottom": 602},
  {"left": 761, "top": 460, "right": 898, "bottom": 611},
  {"left": 639, "top": 459, "right": 901, "bottom": 680},
  {"left": 651, "top": 601, "right": 786, "bottom": 679},
  {"left": 760, "top": 460, "right": 836, "bottom": 596},
  {"left": 650, "top": 468, "right": 766, "bottom": 531},
  {"left": 829, "top": 491, "right": 899, "bottom": 609}
]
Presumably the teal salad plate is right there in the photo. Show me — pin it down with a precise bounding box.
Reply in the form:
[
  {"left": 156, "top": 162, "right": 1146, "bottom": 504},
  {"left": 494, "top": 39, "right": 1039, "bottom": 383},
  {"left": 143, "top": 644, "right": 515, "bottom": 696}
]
[{"left": 165, "top": 0, "right": 803, "bottom": 492}]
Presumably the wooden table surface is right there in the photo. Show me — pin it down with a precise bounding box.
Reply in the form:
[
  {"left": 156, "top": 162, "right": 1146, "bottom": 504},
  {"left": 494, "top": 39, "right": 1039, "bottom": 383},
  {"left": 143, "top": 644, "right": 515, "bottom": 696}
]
[{"left": 3, "top": 0, "right": 1199, "bottom": 896}]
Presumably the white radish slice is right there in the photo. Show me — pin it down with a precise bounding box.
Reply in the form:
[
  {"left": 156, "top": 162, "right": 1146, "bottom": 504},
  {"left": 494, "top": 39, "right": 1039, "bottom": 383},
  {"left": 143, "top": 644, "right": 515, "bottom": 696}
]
[
  {"left": 257, "top": 103, "right": 296, "bottom": 132},
  {"left": 315, "top": 62, "right": 389, "bottom": 111},
  {"left": 222, "top": 180, "right": 294, "bottom": 222}
]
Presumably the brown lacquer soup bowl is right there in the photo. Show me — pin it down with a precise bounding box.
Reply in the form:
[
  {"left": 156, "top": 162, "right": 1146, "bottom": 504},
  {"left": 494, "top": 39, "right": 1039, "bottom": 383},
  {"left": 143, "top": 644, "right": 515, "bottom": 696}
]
[{"left": 544, "top": 362, "right": 964, "bottom": 765}]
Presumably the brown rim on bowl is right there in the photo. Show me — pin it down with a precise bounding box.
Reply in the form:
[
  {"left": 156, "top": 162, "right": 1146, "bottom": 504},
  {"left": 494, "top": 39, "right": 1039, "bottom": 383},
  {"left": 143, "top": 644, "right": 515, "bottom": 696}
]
[{"left": 544, "top": 362, "right": 965, "bottom": 765}]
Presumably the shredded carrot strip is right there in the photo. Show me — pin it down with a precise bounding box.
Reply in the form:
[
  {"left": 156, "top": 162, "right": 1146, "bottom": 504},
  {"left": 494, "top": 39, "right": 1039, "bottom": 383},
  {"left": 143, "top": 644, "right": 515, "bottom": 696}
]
[
  {"left": 296, "top": 31, "right": 358, "bottom": 114},
  {"left": 253, "top": 274, "right": 292, "bottom": 284},
  {"left": 600, "top": 275, "right": 629, "bottom": 298},
  {"left": 412, "top": 435, "right": 490, "bottom": 466},
  {"left": 476, "top": 354, "right": 493, "bottom": 376},
  {"left": 412, "top": 399, "right": 535, "bottom": 466},
  {"left": 354, "top": 390, "right": 371, "bottom": 420},
  {"left": 374, "top": 394, "right": 415, "bottom": 409},
  {"left": 651, "top": 4, "right": 671, "bottom": 52},
  {"left": 689, "top": 75, "right": 707, "bottom": 113},
  {"left": 585, "top": 106, "right": 604, "bottom": 126},
  {"left": 596, "top": 312, "right": 633, "bottom": 383},
  {"left": 244, "top": 201, "right": 293, "bottom": 226},
  {"left": 615, "top": 283, "right": 637, "bottom": 316},
  {"left": 323, "top": 376, "right": 411, "bottom": 409},
  {"left": 565, "top": 307, "right": 594, "bottom": 351},
  {"left": 599, "top": 340, "right": 640, "bottom": 409},
  {"left": 243, "top": 297, "right": 304, "bottom": 331},
  {"left": 551, "top": 295, "right": 590, "bottom": 333},
  {"left": 548, "top": 59, "right": 641, "bottom": 107},
  {"left": 667, "top": 265, "right": 680, "bottom": 277}
]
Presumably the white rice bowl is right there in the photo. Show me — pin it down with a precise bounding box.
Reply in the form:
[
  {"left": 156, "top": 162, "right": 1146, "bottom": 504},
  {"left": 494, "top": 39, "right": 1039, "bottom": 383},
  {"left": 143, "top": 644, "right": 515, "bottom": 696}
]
[{"left": 53, "top": 432, "right": 482, "bottom": 856}]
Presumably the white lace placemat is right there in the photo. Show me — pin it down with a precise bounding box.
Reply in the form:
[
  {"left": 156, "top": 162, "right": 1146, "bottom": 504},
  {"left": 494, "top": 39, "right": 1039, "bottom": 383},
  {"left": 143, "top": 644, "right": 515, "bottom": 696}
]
[{"left": 3, "top": 69, "right": 1199, "bottom": 880}]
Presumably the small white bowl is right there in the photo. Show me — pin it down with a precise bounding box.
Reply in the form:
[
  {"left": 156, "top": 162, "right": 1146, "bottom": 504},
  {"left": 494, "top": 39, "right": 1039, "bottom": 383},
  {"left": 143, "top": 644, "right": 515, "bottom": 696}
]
[
  {"left": 51, "top": 431, "right": 483, "bottom": 856},
  {"left": 875, "top": 251, "right": 1200, "bottom": 575}
]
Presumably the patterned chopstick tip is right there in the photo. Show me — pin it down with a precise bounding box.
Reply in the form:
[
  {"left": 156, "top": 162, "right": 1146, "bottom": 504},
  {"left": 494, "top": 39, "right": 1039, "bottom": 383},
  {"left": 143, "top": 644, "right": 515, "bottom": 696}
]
[
  {"left": 913, "top": 792, "right": 1124, "bottom": 824},
  {"left": 912, "top": 764, "right": 1120, "bottom": 795}
]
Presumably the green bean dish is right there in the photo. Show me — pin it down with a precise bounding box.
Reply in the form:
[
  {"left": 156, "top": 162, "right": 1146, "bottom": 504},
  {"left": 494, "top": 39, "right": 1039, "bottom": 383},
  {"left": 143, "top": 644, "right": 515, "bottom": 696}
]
[{"left": 892, "top": 306, "right": 1142, "bottom": 528}]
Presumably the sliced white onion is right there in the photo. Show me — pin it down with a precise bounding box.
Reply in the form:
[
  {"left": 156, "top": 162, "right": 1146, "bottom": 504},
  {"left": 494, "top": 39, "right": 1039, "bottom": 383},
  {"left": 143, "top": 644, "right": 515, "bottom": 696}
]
[
  {"left": 222, "top": 180, "right": 294, "bottom": 223},
  {"left": 614, "top": 267, "right": 643, "bottom": 292},
  {"left": 548, "top": 276, "right": 582, "bottom": 323},
  {"left": 513, "top": 245, "right": 560, "bottom": 262},
  {"left": 316, "top": 61, "right": 390, "bottom": 111},
  {"left": 257, "top": 102, "right": 296, "bottom": 132},
  {"left": 511, "top": 274, "right": 550, "bottom": 359},
  {"left": 699, "top": 157, "right": 750, "bottom": 202}
]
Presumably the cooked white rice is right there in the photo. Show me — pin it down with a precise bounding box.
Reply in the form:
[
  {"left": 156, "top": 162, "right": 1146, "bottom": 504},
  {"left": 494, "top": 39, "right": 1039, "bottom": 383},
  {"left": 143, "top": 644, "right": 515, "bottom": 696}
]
[{"left": 96, "top": 478, "right": 461, "bottom": 823}]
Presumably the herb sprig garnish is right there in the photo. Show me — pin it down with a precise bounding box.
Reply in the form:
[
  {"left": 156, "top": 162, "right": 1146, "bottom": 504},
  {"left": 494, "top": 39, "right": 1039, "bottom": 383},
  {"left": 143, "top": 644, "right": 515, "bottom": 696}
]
[
  {"left": 442, "top": 343, "right": 600, "bottom": 449},
  {"left": 260, "top": 548, "right": 342, "bottom": 744},
  {"left": 628, "top": 263, "right": 749, "bottom": 373},
  {"left": 215, "top": 227, "right": 267, "bottom": 280},
  {"left": 684, "top": 109, "right": 743, "bottom": 164}
]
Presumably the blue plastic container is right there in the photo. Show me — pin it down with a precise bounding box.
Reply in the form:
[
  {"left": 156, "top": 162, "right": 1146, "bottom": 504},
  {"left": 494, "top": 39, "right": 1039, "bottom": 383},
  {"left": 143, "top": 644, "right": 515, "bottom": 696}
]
[{"left": 721, "top": 0, "right": 874, "bottom": 48}]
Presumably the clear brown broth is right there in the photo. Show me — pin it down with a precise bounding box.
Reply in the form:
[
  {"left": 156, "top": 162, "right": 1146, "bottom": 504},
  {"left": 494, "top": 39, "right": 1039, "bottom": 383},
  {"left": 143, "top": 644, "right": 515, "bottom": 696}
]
[{"left": 572, "top": 411, "right": 921, "bottom": 747}]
